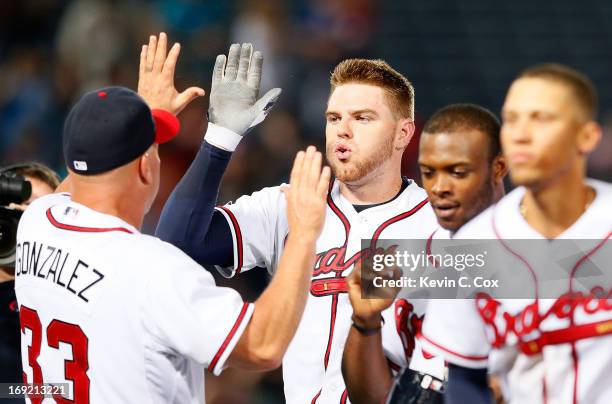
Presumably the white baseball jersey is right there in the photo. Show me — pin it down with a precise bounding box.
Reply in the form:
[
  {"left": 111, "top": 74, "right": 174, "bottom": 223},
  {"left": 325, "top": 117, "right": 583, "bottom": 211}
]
[
  {"left": 420, "top": 179, "right": 612, "bottom": 404},
  {"left": 15, "top": 193, "right": 253, "bottom": 404},
  {"left": 215, "top": 178, "right": 438, "bottom": 403},
  {"left": 394, "top": 227, "right": 451, "bottom": 381}
]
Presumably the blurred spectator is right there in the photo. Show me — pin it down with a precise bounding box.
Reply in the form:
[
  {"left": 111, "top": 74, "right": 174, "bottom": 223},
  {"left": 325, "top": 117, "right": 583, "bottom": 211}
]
[
  {"left": 0, "top": 48, "right": 56, "bottom": 163},
  {"left": 231, "top": 0, "right": 289, "bottom": 92},
  {"left": 291, "top": 0, "right": 377, "bottom": 138}
]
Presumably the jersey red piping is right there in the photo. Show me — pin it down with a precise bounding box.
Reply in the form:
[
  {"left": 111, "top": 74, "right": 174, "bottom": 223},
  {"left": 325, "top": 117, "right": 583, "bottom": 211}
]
[
  {"left": 340, "top": 389, "right": 348, "bottom": 403},
  {"left": 323, "top": 294, "right": 339, "bottom": 370},
  {"left": 565, "top": 234, "right": 610, "bottom": 404},
  {"left": 208, "top": 302, "right": 250, "bottom": 373},
  {"left": 217, "top": 206, "right": 244, "bottom": 276},
  {"left": 311, "top": 183, "right": 351, "bottom": 402},
  {"left": 543, "top": 368, "right": 548, "bottom": 404},
  {"left": 46, "top": 209, "right": 133, "bottom": 234},
  {"left": 426, "top": 228, "right": 440, "bottom": 267},
  {"left": 312, "top": 187, "right": 430, "bottom": 402},
  {"left": 417, "top": 332, "right": 488, "bottom": 363},
  {"left": 568, "top": 232, "right": 611, "bottom": 292},
  {"left": 326, "top": 198, "right": 350, "bottom": 248},
  {"left": 370, "top": 197, "right": 429, "bottom": 247},
  {"left": 311, "top": 389, "right": 322, "bottom": 404},
  {"left": 571, "top": 342, "right": 579, "bottom": 404},
  {"left": 491, "top": 211, "right": 539, "bottom": 299}
]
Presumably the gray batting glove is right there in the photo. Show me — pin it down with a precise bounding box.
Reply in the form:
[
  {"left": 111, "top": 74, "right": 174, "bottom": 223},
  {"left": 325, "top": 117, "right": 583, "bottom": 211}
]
[{"left": 208, "top": 43, "right": 282, "bottom": 135}]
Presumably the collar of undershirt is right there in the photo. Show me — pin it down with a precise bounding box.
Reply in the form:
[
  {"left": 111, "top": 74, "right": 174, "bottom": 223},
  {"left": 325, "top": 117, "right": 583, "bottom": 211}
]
[{"left": 352, "top": 177, "right": 411, "bottom": 213}]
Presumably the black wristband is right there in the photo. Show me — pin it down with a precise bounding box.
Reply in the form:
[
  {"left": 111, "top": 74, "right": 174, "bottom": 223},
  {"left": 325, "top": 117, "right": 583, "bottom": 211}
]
[{"left": 351, "top": 314, "right": 382, "bottom": 335}]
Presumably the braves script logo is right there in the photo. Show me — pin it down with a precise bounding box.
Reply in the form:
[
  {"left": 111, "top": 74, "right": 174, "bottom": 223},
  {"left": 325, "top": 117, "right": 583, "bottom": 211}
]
[
  {"left": 395, "top": 299, "right": 424, "bottom": 359},
  {"left": 312, "top": 245, "right": 386, "bottom": 277},
  {"left": 476, "top": 287, "right": 612, "bottom": 349}
]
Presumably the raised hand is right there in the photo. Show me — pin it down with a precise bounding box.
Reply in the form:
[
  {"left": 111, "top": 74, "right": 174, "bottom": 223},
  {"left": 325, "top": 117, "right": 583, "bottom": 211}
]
[
  {"left": 138, "top": 32, "right": 205, "bottom": 115},
  {"left": 208, "top": 43, "right": 282, "bottom": 135},
  {"left": 282, "top": 146, "right": 331, "bottom": 241}
]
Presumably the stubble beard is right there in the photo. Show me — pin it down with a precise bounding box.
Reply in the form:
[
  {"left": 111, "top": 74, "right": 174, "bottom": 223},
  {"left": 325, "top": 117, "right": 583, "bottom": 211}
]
[{"left": 326, "top": 139, "right": 395, "bottom": 184}]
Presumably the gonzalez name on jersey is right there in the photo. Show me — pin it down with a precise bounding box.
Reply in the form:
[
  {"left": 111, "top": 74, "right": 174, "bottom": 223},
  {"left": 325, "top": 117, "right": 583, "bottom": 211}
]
[{"left": 15, "top": 193, "right": 253, "bottom": 403}]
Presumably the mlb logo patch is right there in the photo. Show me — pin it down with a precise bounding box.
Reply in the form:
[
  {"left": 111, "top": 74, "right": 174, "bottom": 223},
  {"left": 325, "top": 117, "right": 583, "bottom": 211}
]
[{"left": 73, "top": 161, "right": 88, "bottom": 171}]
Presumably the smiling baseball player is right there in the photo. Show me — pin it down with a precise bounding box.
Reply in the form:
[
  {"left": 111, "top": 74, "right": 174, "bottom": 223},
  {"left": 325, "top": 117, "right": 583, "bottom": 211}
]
[
  {"left": 420, "top": 64, "right": 612, "bottom": 404},
  {"left": 342, "top": 103, "right": 508, "bottom": 404}
]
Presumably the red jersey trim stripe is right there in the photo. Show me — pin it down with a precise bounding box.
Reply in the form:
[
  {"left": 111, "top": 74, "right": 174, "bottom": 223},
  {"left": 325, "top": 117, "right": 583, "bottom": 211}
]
[
  {"left": 417, "top": 331, "right": 488, "bottom": 362},
  {"left": 311, "top": 389, "right": 322, "bottom": 404},
  {"left": 371, "top": 197, "right": 429, "bottom": 246},
  {"left": 340, "top": 389, "right": 348, "bottom": 403},
  {"left": 208, "top": 302, "right": 250, "bottom": 373},
  {"left": 217, "top": 206, "right": 244, "bottom": 275},
  {"left": 323, "top": 294, "right": 339, "bottom": 370},
  {"left": 326, "top": 197, "right": 350, "bottom": 247},
  {"left": 46, "top": 209, "right": 133, "bottom": 234}
]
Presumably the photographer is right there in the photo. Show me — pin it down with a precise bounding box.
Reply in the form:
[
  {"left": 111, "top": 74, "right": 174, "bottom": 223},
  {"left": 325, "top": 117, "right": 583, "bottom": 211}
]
[{"left": 0, "top": 162, "right": 60, "bottom": 386}]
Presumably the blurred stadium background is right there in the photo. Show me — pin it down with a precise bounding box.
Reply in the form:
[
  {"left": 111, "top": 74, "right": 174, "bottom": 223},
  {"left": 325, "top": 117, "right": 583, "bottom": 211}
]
[{"left": 2, "top": 0, "right": 612, "bottom": 402}]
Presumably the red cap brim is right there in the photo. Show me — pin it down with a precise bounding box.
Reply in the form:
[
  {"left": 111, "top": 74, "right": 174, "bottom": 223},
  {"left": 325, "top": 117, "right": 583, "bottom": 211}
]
[{"left": 152, "top": 109, "right": 181, "bottom": 144}]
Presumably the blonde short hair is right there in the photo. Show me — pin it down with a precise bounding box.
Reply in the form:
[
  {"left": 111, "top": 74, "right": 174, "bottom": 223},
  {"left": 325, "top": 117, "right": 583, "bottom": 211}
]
[{"left": 330, "top": 58, "right": 415, "bottom": 120}]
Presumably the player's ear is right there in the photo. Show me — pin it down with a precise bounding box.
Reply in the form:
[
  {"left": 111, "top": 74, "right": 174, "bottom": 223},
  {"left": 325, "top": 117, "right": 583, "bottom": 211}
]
[
  {"left": 491, "top": 153, "right": 508, "bottom": 185},
  {"left": 138, "top": 146, "right": 156, "bottom": 186},
  {"left": 395, "top": 118, "right": 415, "bottom": 150},
  {"left": 577, "top": 121, "right": 601, "bottom": 155}
]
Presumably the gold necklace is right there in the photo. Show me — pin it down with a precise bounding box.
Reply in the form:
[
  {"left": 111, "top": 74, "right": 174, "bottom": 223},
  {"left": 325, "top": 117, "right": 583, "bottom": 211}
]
[{"left": 520, "top": 186, "right": 595, "bottom": 219}]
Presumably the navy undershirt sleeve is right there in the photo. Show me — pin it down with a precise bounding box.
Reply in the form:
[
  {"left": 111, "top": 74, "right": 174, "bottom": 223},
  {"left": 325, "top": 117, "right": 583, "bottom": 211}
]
[
  {"left": 155, "top": 141, "right": 234, "bottom": 268},
  {"left": 445, "top": 364, "right": 492, "bottom": 404}
]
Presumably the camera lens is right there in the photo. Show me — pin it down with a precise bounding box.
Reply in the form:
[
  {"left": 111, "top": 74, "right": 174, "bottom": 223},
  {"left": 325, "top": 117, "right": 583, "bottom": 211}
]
[
  {"left": 0, "top": 173, "right": 31, "bottom": 206},
  {"left": 0, "top": 208, "right": 21, "bottom": 266}
]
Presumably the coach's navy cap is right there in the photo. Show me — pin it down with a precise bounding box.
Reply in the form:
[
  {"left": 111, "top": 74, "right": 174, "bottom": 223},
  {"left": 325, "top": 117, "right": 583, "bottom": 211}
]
[{"left": 63, "top": 86, "right": 180, "bottom": 175}]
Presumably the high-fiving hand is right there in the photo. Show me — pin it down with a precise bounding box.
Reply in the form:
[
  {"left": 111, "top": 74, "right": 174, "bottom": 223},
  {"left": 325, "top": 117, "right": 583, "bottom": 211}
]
[
  {"left": 138, "top": 32, "right": 205, "bottom": 115},
  {"left": 282, "top": 146, "right": 331, "bottom": 241},
  {"left": 208, "top": 43, "right": 282, "bottom": 135}
]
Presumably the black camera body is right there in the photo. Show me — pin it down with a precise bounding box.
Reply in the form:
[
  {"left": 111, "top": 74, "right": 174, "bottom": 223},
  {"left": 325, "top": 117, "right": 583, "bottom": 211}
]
[{"left": 0, "top": 170, "right": 32, "bottom": 267}]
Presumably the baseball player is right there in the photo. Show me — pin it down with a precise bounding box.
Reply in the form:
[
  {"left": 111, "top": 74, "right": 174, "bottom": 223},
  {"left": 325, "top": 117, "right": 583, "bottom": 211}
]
[
  {"left": 420, "top": 64, "right": 612, "bottom": 404},
  {"left": 156, "top": 48, "right": 439, "bottom": 403},
  {"left": 15, "top": 33, "right": 330, "bottom": 403},
  {"left": 342, "top": 104, "right": 507, "bottom": 404}
]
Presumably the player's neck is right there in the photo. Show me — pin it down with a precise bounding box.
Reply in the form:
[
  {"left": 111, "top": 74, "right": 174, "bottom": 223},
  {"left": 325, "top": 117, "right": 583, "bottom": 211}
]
[
  {"left": 338, "top": 165, "right": 403, "bottom": 205},
  {"left": 521, "top": 170, "right": 594, "bottom": 239},
  {"left": 71, "top": 185, "right": 145, "bottom": 230}
]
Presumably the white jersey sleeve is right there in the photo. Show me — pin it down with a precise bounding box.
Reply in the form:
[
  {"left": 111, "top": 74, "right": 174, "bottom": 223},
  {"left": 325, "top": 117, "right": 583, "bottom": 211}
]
[
  {"left": 143, "top": 240, "right": 254, "bottom": 376},
  {"left": 214, "top": 185, "right": 287, "bottom": 278}
]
